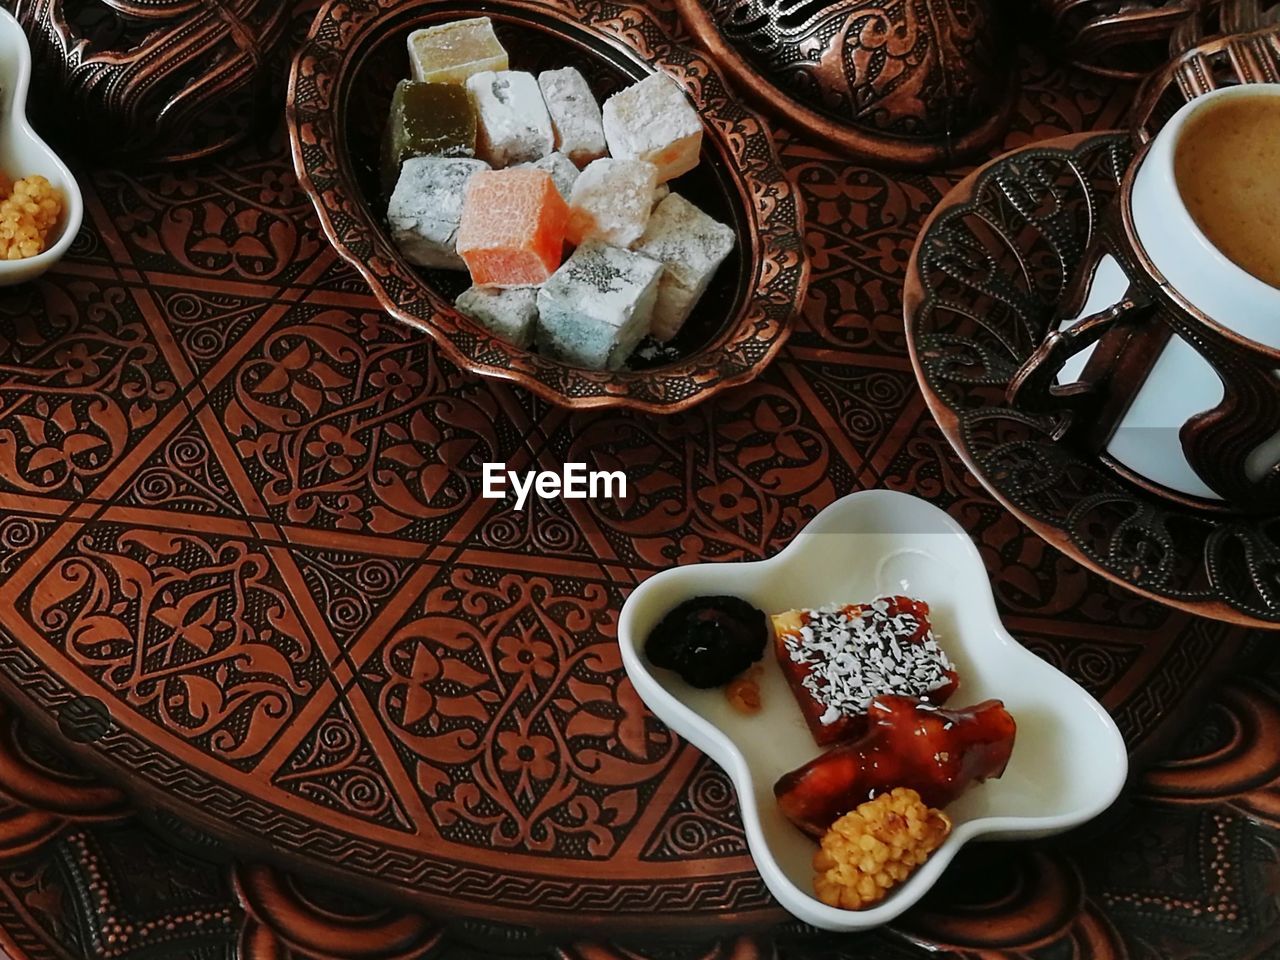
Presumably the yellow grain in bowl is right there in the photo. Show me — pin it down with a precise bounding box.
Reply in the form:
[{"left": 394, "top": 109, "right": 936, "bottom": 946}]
[{"left": 0, "top": 174, "right": 62, "bottom": 260}]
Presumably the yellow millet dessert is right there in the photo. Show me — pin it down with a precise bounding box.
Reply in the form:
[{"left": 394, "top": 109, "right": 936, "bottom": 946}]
[
  {"left": 0, "top": 175, "right": 62, "bottom": 260},
  {"left": 812, "top": 787, "right": 951, "bottom": 910}
]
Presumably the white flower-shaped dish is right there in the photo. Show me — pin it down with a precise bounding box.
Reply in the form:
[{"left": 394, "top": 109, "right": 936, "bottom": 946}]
[
  {"left": 0, "top": 7, "right": 82, "bottom": 286},
  {"left": 618, "top": 490, "right": 1127, "bottom": 932}
]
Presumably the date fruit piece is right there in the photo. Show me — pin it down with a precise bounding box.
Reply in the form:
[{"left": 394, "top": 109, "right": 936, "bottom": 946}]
[
  {"left": 645, "top": 596, "right": 769, "bottom": 689},
  {"left": 775, "top": 695, "right": 1015, "bottom": 837}
]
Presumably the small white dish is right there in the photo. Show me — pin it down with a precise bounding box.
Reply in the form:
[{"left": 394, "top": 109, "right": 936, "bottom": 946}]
[
  {"left": 0, "top": 7, "right": 82, "bottom": 286},
  {"left": 618, "top": 490, "right": 1127, "bottom": 932}
]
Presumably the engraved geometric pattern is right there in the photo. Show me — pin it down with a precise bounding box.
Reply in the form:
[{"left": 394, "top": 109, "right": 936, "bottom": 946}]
[{"left": 0, "top": 0, "right": 1274, "bottom": 951}]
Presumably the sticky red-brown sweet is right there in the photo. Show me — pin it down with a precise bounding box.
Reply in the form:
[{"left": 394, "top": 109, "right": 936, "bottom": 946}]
[
  {"left": 772, "top": 596, "right": 959, "bottom": 746},
  {"left": 774, "top": 695, "right": 1017, "bottom": 838}
]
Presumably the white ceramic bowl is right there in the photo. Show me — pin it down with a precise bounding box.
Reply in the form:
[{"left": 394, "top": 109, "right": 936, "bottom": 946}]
[
  {"left": 0, "top": 7, "right": 81, "bottom": 286},
  {"left": 618, "top": 490, "right": 1127, "bottom": 932}
]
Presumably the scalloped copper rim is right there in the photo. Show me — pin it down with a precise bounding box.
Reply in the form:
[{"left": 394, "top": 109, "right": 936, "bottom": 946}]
[{"left": 287, "top": 0, "right": 808, "bottom": 412}]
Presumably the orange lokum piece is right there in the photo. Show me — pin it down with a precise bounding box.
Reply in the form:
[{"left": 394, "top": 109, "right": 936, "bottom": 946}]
[{"left": 456, "top": 168, "right": 568, "bottom": 286}]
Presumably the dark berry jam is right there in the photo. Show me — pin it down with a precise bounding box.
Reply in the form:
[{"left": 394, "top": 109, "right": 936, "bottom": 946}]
[{"left": 644, "top": 595, "right": 768, "bottom": 689}]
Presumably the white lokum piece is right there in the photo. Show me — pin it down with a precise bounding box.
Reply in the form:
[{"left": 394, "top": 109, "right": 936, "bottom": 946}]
[
  {"left": 537, "top": 67, "right": 607, "bottom": 167},
  {"left": 455, "top": 285, "right": 539, "bottom": 347},
  {"left": 407, "top": 18, "right": 508, "bottom": 85},
  {"left": 465, "top": 70, "right": 554, "bottom": 168},
  {"left": 519, "top": 151, "right": 580, "bottom": 202},
  {"left": 566, "top": 158, "right": 657, "bottom": 247},
  {"left": 536, "top": 241, "right": 662, "bottom": 370},
  {"left": 388, "top": 157, "right": 490, "bottom": 269},
  {"left": 632, "top": 193, "right": 735, "bottom": 341},
  {"left": 602, "top": 73, "right": 703, "bottom": 182}
]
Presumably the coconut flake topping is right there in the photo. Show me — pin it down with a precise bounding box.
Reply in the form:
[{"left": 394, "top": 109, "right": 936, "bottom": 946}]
[{"left": 783, "top": 599, "right": 955, "bottom": 726}]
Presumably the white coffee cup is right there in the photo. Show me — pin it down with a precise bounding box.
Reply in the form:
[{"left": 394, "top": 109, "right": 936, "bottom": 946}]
[{"left": 1016, "top": 83, "right": 1280, "bottom": 508}]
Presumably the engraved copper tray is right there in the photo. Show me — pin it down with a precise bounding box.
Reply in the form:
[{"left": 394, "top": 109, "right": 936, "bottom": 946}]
[
  {"left": 904, "top": 132, "right": 1280, "bottom": 628},
  {"left": 0, "top": 0, "right": 1275, "bottom": 951},
  {"left": 6, "top": 640, "right": 1280, "bottom": 958}
]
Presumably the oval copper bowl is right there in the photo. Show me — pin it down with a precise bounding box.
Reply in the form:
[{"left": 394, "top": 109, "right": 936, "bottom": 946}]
[
  {"left": 287, "top": 0, "right": 808, "bottom": 412},
  {"left": 675, "top": 0, "right": 1019, "bottom": 169}
]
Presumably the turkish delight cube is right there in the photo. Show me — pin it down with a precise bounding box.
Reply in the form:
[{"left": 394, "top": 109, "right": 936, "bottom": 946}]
[
  {"left": 388, "top": 157, "right": 489, "bottom": 270},
  {"left": 633, "top": 193, "right": 736, "bottom": 341},
  {"left": 537, "top": 67, "right": 607, "bottom": 167},
  {"left": 519, "top": 152, "right": 579, "bottom": 201},
  {"left": 566, "top": 158, "right": 656, "bottom": 248},
  {"left": 456, "top": 167, "right": 568, "bottom": 286},
  {"left": 407, "top": 17, "right": 508, "bottom": 85},
  {"left": 602, "top": 73, "right": 703, "bottom": 182},
  {"left": 465, "top": 70, "right": 554, "bottom": 168},
  {"left": 455, "top": 285, "right": 539, "bottom": 348},
  {"left": 536, "top": 241, "right": 663, "bottom": 370},
  {"left": 381, "top": 80, "right": 476, "bottom": 192}
]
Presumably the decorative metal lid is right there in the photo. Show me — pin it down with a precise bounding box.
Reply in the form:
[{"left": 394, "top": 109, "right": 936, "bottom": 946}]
[
  {"left": 675, "top": 0, "right": 1018, "bottom": 169},
  {"left": 12, "top": 0, "right": 289, "bottom": 163}
]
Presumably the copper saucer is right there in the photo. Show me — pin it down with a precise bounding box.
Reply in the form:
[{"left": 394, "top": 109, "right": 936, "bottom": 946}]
[{"left": 904, "top": 131, "right": 1280, "bottom": 629}]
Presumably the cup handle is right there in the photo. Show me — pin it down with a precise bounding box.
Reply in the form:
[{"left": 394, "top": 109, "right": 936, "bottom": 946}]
[{"left": 1006, "top": 288, "right": 1154, "bottom": 416}]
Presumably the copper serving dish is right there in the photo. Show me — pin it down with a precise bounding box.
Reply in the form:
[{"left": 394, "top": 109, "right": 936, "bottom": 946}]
[{"left": 287, "top": 0, "right": 808, "bottom": 413}]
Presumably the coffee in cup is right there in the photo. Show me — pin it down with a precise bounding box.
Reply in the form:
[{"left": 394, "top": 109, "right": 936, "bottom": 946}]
[
  {"left": 1174, "top": 93, "right": 1280, "bottom": 289},
  {"left": 1007, "top": 84, "right": 1280, "bottom": 512}
]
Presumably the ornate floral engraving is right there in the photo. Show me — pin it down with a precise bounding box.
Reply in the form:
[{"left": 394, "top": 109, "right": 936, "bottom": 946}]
[
  {"left": 24, "top": 529, "right": 319, "bottom": 767},
  {"left": 360, "top": 565, "right": 676, "bottom": 856},
  {"left": 0, "top": 281, "right": 179, "bottom": 500},
  {"left": 217, "top": 306, "right": 522, "bottom": 539},
  {"left": 93, "top": 155, "right": 324, "bottom": 283},
  {"left": 539, "top": 372, "right": 850, "bottom": 568}
]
